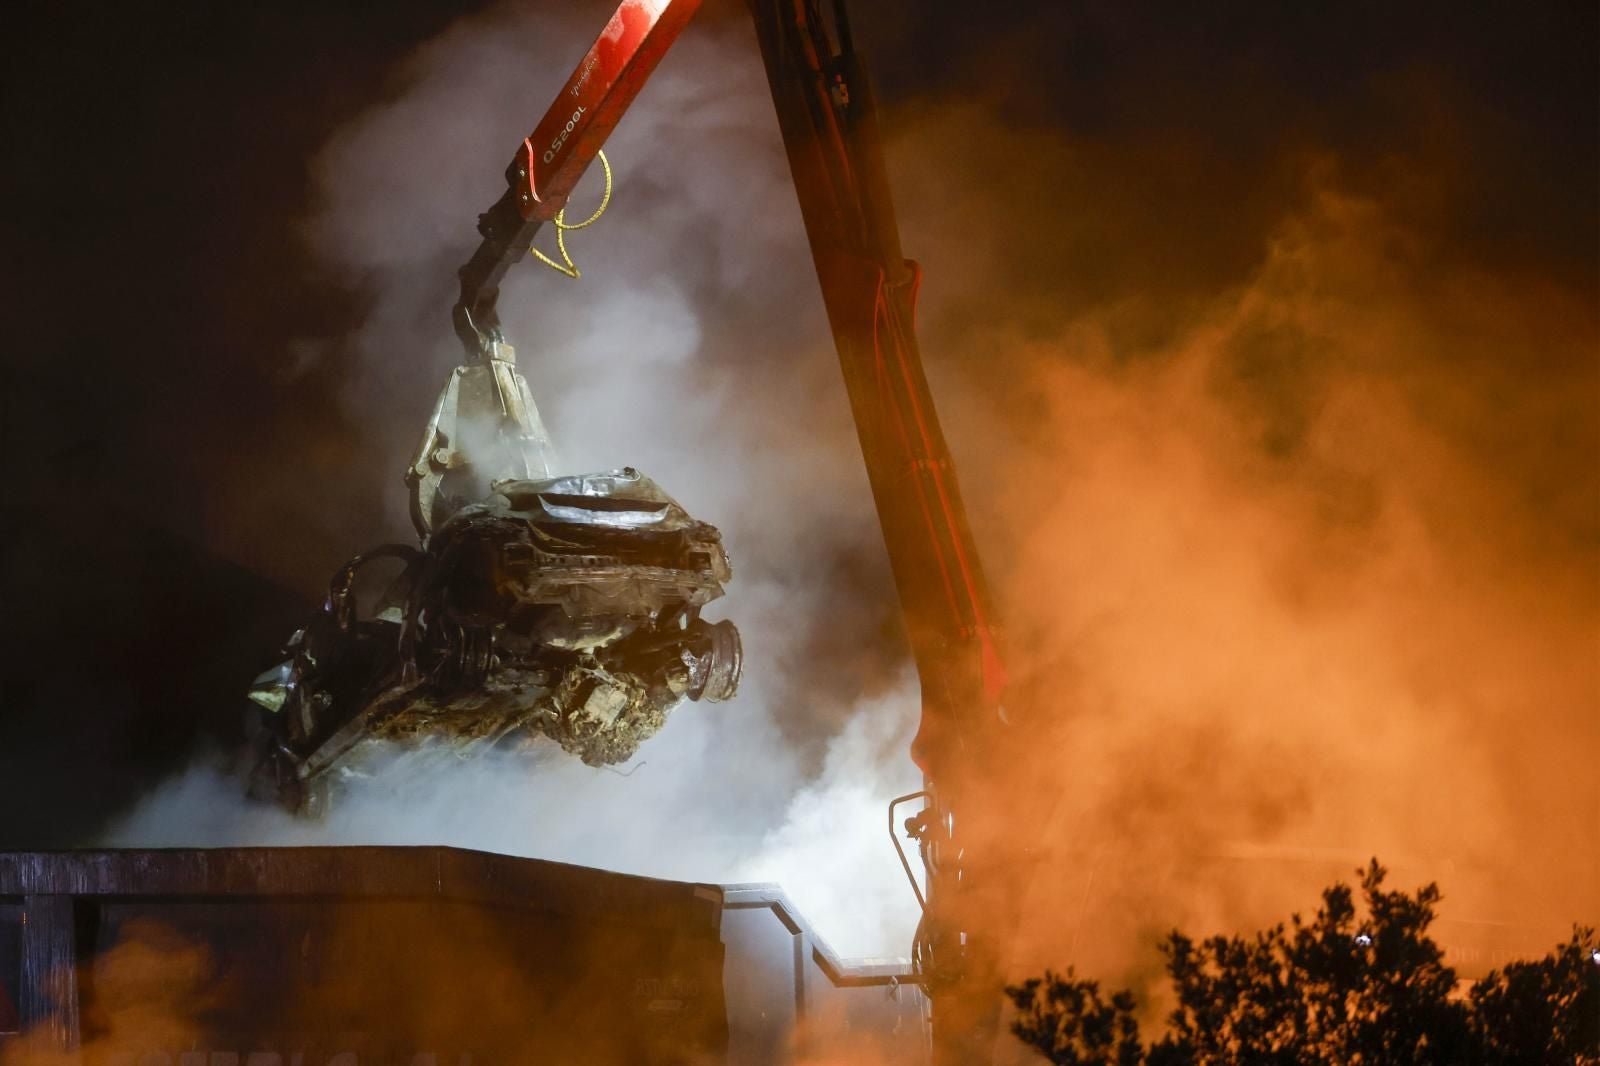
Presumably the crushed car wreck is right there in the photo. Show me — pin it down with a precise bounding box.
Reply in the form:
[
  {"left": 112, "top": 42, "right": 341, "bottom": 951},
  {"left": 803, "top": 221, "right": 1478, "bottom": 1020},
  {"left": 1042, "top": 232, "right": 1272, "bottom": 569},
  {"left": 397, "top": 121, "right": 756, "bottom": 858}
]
[
  {"left": 248, "top": 467, "right": 741, "bottom": 815},
  {"left": 247, "top": 336, "right": 741, "bottom": 814}
]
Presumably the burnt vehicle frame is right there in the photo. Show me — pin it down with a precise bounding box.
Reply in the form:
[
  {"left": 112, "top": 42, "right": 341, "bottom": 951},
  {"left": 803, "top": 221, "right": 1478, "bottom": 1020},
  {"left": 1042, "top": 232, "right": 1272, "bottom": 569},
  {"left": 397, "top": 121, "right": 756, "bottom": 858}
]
[{"left": 250, "top": 468, "right": 741, "bottom": 815}]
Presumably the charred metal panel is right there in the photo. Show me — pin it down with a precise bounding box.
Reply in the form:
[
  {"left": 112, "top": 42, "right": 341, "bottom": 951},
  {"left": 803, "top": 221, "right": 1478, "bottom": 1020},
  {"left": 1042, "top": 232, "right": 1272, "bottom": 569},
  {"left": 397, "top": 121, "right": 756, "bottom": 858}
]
[
  {"left": 0, "top": 903, "right": 20, "bottom": 1036},
  {"left": 18, "top": 894, "right": 78, "bottom": 1050},
  {"left": 721, "top": 905, "right": 798, "bottom": 1063}
]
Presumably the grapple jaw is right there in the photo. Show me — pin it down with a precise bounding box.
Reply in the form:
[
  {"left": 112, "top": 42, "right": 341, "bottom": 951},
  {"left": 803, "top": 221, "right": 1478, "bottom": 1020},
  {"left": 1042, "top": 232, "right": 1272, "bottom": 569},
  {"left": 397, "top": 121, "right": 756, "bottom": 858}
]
[{"left": 405, "top": 339, "right": 558, "bottom": 539}]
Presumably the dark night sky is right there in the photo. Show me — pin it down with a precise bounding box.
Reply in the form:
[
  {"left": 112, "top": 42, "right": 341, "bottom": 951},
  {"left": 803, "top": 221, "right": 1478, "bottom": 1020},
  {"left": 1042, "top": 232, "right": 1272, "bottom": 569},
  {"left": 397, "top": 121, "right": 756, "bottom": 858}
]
[{"left": 0, "top": 0, "right": 1594, "bottom": 854}]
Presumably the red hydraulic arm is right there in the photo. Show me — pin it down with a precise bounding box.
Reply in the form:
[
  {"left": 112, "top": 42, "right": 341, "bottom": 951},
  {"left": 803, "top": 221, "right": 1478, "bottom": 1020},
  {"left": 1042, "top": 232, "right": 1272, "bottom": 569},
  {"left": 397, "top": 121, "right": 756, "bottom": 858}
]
[
  {"left": 747, "top": 2, "right": 1019, "bottom": 1061},
  {"left": 452, "top": 0, "right": 701, "bottom": 360}
]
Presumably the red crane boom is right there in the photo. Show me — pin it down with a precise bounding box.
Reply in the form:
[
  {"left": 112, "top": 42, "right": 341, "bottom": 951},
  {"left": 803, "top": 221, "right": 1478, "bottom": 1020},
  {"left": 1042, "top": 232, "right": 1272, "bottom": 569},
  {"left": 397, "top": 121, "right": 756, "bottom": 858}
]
[{"left": 747, "top": 5, "right": 1017, "bottom": 1060}]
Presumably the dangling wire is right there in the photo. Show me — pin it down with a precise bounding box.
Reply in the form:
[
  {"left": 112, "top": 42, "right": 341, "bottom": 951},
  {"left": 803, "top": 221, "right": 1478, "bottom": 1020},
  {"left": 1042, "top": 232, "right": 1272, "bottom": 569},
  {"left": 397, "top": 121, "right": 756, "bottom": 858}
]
[{"left": 530, "top": 148, "right": 613, "bottom": 279}]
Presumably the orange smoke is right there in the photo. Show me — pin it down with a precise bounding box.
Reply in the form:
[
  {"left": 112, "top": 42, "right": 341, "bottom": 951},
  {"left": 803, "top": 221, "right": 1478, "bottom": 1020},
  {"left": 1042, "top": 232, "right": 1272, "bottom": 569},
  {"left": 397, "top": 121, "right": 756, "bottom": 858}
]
[{"left": 892, "top": 102, "right": 1598, "bottom": 1005}]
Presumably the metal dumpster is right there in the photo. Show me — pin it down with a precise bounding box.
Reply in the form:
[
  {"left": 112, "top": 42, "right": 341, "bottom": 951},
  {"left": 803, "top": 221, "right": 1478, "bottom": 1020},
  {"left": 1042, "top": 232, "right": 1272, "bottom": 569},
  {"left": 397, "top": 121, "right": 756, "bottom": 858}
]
[{"left": 0, "top": 848, "right": 926, "bottom": 1064}]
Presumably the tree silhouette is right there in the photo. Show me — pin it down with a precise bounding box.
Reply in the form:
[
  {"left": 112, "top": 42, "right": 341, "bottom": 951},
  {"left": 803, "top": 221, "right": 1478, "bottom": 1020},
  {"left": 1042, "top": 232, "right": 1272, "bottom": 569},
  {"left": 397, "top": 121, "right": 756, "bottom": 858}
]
[{"left": 1007, "top": 861, "right": 1599, "bottom": 1065}]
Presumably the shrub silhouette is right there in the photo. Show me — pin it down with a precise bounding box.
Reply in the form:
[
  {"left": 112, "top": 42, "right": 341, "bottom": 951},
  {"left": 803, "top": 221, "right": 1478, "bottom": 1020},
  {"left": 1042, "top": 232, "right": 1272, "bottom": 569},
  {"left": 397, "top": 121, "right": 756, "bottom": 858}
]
[{"left": 1007, "top": 860, "right": 1598, "bottom": 1065}]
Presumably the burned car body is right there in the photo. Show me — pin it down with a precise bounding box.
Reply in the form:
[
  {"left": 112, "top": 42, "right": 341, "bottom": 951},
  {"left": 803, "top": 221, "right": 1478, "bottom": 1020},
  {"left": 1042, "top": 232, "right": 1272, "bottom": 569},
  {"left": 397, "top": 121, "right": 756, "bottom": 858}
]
[
  {"left": 248, "top": 336, "right": 742, "bottom": 815},
  {"left": 248, "top": 467, "right": 741, "bottom": 815}
]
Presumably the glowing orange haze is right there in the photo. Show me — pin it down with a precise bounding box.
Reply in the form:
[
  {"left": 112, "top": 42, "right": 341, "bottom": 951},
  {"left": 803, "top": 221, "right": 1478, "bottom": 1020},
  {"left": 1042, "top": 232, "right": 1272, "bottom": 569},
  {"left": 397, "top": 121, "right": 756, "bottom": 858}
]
[{"left": 898, "top": 117, "right": 1598, "bottom": 1006}]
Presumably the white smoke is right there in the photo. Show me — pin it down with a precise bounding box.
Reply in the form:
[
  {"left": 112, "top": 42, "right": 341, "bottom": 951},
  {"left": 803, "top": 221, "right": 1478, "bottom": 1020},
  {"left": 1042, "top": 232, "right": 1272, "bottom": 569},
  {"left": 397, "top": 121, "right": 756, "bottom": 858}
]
[
  {"left": 105, "top": 1, "right": 926, "bottom": 958},
  {"left": 109, "top": 684, "right": 921, "bottom": 957}
]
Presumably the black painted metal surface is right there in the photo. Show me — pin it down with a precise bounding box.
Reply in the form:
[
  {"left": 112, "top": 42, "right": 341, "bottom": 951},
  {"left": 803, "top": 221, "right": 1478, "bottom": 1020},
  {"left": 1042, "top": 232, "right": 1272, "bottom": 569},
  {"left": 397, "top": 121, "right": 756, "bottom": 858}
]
[
  {"left": 0, "top": 847, "right": 725, "bottom": 1064},
  {"left": 0, "top": 848, "right": 926, "bottom": 1065}
]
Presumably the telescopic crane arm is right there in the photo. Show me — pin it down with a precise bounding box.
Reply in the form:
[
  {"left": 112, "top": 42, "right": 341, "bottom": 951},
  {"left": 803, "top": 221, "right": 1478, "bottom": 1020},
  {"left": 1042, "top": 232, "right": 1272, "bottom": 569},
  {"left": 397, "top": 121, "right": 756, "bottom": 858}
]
[
  {"left": 748, "top": 3, "right": 1015, "bottom": 1060},
  {"left": 450, "top": 0, "right": 701, "bottom": 360}
]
